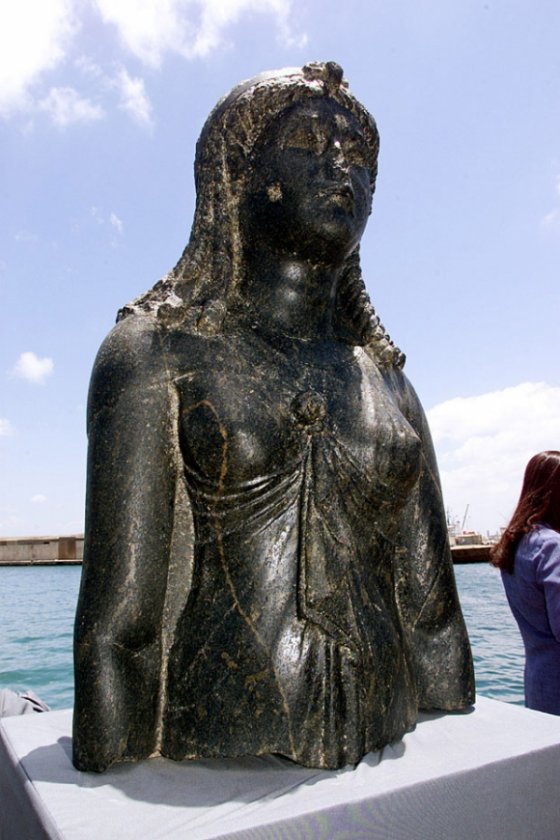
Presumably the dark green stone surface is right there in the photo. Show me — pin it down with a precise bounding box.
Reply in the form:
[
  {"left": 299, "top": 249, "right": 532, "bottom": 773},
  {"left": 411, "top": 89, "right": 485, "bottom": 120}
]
[{"left": 73, "top": 62, "right": 475, "bottom": 773}]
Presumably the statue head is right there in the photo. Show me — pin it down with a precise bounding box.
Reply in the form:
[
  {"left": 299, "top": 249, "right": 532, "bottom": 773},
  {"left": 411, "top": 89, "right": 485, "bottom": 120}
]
[{"left": 120, "top": 62, "right": 404, "bottom": 367}]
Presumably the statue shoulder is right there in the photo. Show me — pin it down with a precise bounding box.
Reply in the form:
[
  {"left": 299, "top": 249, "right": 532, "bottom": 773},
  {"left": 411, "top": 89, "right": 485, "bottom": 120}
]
[
  {"left": 88, "top": 314, "right": 169, "bottom": 423},
  {"left": 95, "top": 312, "right": 165, "bottom": 376}
]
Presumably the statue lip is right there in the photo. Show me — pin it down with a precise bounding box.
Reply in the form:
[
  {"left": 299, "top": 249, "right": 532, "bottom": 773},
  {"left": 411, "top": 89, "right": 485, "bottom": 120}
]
[{"left": 318, "top": 182, "right": 355, "bottom": 209}]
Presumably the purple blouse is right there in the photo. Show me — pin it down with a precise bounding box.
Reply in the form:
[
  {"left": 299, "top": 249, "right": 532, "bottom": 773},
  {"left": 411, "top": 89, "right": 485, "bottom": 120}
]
[{"left": 501, "top": 524, "right": 560, "bottom": 714}]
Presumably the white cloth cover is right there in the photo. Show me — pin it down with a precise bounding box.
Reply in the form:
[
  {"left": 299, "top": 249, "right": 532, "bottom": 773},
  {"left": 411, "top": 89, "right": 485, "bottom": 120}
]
[
  {"left": 0, "top": 689, "right": 50, "bottom": 717},
  {"left": 1, "top": 696, "right": 560, "bottom": 839}
]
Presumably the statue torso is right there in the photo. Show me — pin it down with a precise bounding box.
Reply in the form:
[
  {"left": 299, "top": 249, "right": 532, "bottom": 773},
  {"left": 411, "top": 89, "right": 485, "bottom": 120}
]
[
  {"left": 173, "top": 328, "right": 419, "bottom": 500},
  {"left": 162, "top": 327, "right": 423, "bottom": 766}
]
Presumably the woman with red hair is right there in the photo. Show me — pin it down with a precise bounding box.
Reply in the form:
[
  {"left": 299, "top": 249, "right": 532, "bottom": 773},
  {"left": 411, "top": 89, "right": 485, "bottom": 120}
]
[{"left": 491, "top": 451, "right": 560, "bottom": 713}]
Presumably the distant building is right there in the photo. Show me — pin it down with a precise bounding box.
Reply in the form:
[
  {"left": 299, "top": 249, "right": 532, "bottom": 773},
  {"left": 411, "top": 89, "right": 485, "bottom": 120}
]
[
  {"left": 0, "top": 535, "right": 84, "bottom": 565},
  {"left": 454, "top": 531, "right": 486, "bottom": 547}
]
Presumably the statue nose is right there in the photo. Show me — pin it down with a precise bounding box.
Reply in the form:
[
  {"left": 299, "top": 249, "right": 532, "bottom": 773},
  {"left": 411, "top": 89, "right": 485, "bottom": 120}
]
[{"left": 329, "top": 139, "right": 348, "bottom": 172}]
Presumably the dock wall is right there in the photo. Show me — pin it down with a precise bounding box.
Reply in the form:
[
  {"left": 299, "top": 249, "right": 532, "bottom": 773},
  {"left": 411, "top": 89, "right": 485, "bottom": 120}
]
[
  {"left": 0, "top": 536, "right": 84, "bottom": 565},
  {"left": 0, "top": 535, "right": 490, "bottom": 565},
  {"left": 451, "top": 544, "right": 491, "bottom": 564}
]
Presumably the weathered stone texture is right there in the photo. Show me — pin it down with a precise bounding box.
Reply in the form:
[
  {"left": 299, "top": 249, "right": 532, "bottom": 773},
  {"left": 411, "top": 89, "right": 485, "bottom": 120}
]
[{"left": 73, "top": 62, "right": 474, "bottom": 773}]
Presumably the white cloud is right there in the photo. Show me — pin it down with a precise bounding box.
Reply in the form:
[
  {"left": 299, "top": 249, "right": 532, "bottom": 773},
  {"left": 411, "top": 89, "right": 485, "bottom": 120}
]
[
  {"left": 90, "top": 207, "right": 124, "bottom": 235},
  {"left": 541, "top": 175, "right": 560, "bottom": 230},
  {"left": 31, "top": 494, "right": 48, "bottom": 504},
  {"left": 14, "top": 229, "right": 39, "bottom": 242},
  {"left": 12, "top": 352, "right": 54, "bottom": 385},
  {"left": 0, "top": 0, "right": 77, "bottom": 115},
  {"left": 0, "top": 418, "right": 14, "bottom": 436},
  {"left": 427, "top": 382, "right": 560, "bottom": 535},
  {"left": 542, "top": 208, "right": 560, "bottom": 231},
  {"left": 75, "top": 55, "right": 104, "bottom": 79},
  {"left": 0, "top": 514, "right": 24, "bottom": 532},
  {"left": 189, "top": 0, "right": 307, "bottom": 55},
  {"left": 1, "top": 0, "right": 304, "bottom": 125},
  {"left": 93, "top": 0, "right": 305, "bottom": 64},
  {"left": 114, "top": 68, "right": 152, "bottom": 126},
  {"left": 39, "top": 86, "right": 104, "bottom": 127},
  {"left": 110, "top": 212, "right": 124, "bottom": 233}
]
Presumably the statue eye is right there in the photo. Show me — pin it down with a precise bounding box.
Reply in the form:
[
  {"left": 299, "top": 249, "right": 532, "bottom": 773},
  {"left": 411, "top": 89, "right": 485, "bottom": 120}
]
[
  {"left": 341, "top": 137, "right": 369, "bottom": 167},
  {"left": 283, "top": 127, "right": 322, "bottom": 153}
]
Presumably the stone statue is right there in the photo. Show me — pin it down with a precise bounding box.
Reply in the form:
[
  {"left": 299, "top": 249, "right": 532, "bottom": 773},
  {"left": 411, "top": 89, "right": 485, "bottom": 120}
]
[{"left": 73, "top": 62, "right": 475, "bottom": 773}]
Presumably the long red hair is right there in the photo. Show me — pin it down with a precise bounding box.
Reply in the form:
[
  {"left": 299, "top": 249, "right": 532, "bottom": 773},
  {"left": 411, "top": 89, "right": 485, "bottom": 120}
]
[{"left": 490, "top": 450, "right": 560, "bottom": 573}]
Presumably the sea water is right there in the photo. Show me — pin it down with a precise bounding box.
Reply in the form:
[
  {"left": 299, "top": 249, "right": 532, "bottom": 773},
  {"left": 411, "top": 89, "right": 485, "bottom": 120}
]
[
  {"left": 454, "top": 563, "right": 525, "bottom": 705},
  {"left": 0, "top": 563, "right": 525, "bottom": 710},
  {"left": 0, "top": 565, "right": 81, "bottom": 709}
]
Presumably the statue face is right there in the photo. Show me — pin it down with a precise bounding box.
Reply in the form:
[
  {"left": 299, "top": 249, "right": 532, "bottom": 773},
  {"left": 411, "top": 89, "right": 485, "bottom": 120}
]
[{"left": 245, "top": 98, "right": 374, "bottom": 264}]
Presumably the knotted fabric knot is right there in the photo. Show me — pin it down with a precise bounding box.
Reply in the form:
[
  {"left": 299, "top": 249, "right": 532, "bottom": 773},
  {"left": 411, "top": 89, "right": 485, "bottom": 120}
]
[{"left": 292, "top": 390, "right": 327, "bottom": 432}]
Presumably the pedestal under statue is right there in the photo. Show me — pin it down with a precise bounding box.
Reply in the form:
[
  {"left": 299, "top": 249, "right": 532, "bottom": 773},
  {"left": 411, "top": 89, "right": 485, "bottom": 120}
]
[{"left": 73, "top": 61, "right": 475, "bottom": 773}]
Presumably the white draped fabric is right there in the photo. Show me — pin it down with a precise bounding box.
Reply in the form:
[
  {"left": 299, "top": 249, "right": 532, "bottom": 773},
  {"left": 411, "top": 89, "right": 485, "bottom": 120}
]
[{"left": 1, "top": 696, "right": 560, "bottom": 839}]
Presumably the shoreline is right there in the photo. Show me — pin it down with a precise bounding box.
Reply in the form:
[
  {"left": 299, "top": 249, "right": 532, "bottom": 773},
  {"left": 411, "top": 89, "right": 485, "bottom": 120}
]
[
  {"left": 0, "top": 535, "right": 84, "bottom": 566},
  {"left": 0, "top": 543, "right": 492, "bottom": 566},
  {"left": 0, "top": 559, "right": 82, "bottom": 566}
]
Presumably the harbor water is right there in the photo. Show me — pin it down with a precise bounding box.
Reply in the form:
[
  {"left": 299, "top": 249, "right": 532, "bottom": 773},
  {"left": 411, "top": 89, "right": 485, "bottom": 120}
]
[{"left": 0, "top": 563, "right": 525, "bottom": 711}]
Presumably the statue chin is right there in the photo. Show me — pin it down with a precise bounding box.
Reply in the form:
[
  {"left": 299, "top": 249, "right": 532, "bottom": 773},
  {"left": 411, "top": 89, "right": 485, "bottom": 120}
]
[{"left": 72, "top": 62, "right": 475, "bottom": 774}]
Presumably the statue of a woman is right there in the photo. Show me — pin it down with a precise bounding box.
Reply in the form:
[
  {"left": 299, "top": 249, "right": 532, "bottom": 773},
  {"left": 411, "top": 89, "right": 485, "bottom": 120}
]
[{"left": 73, "top": 62, "right": 474, "bottom": 773}]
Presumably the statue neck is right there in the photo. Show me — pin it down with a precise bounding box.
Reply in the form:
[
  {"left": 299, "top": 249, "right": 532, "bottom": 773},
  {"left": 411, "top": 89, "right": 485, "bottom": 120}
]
[{"left": 238, "top": 249, "right": 341, "bottom": 341}]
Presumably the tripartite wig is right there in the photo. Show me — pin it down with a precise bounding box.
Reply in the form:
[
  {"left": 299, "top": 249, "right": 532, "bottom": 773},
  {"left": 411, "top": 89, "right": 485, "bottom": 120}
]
[{"left": 119, "top": 62, "right": 404, "bottom": 368}]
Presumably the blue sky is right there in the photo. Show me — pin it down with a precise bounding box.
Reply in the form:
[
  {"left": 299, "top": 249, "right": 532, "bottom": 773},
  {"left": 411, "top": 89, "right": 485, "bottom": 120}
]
[{"left": 1, "top": 0, "right": 559, "bottom": 537}]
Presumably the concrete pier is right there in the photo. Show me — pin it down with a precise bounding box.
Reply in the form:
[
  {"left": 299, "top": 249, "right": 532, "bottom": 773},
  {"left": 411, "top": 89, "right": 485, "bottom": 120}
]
[
  {"left": 0, "top": 535, "right": 84, "bottom": 566},
  {"left": 0, "top": 535, "right": 489, "bottom": 565},
  {"left": 451, "top": 544, "right": 492, "bottom": 564}
]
